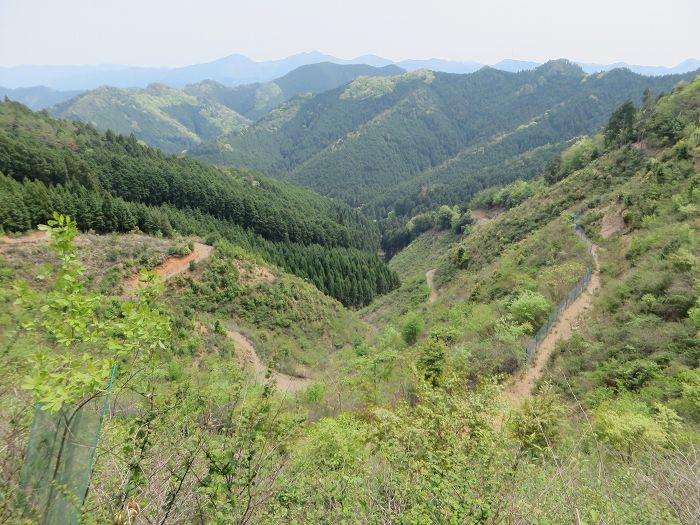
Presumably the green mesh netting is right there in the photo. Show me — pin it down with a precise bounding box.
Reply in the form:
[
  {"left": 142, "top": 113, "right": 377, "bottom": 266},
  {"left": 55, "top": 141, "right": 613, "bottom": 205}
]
[{"left": 18, "top": 364, "right": 117, "bottom": 525}]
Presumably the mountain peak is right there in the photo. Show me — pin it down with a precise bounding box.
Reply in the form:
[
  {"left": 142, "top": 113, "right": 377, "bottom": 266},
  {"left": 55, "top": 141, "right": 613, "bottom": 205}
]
[
  {"left": 144, "top": 82, "right": 174, "bottom": 94},
  {"left": 536, "top": 59, "right": 584, "bottom": 76}
]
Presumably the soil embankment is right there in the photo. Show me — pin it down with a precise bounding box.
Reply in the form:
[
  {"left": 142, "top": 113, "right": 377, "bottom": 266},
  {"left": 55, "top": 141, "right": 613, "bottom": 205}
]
[{"left": 123, "top": 242, "right": 213, "bottom": 291}]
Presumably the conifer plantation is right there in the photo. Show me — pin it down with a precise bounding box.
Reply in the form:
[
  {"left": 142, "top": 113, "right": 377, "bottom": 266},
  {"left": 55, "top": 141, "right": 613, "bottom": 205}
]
[{"left": 1, "top": 4, "right": 699, "bottom": 523}]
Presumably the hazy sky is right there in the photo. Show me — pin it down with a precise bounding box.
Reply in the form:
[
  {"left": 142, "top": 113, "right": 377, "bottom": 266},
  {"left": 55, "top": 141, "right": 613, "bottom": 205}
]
[{"left": 1, "top": 0, "right": 697, "bottom": 67}]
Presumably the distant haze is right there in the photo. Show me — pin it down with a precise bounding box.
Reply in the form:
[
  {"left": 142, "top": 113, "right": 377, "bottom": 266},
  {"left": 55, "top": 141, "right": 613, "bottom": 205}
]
[{"left": 1, "top": 0, "right": 697, "bottom": 67}]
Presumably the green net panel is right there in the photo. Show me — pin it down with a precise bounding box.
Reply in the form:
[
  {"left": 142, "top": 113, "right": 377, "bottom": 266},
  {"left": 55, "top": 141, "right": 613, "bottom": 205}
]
[{"left": 18, "top": 364, "right": 117, "bottom": 525}]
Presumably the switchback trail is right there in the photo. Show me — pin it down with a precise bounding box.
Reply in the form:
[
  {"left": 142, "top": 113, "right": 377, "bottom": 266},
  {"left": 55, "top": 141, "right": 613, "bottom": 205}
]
[
  {"left": 226, "top": 328, "right": 311, "bottom": 394},
  {"left": 503, "top": 236, "right": 601, "bottom": 405},
  {"left": 134, "top": 241, "right": 309, "bottom": 393},
  {"left": 426, "top": 269, "right": 438, "bottom": 303}
]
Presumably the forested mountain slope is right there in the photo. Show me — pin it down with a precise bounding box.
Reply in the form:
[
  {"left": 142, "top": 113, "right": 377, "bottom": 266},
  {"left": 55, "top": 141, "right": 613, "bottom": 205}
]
[
  {"left": 191, "top": 61, "right": 698, "bottom": 215},
  {"left": 48, "top": 63, "right": 404, "bottom": 152},
  {"left": 0, "top": 101, "right": 398, "bottom": 306},
  {"left": 184, "top": 62, "right": 404, "bottom": 120},
  {"left": 3, "top": 72, "right": 699, "bottom": 525},
  {"left": 367, "top": 76, "right": 700, "bottom": 417},
  {"left": 50, "top": 83, "right": 251, "bottom": 153},
  {"left": 1, "top": 69, "right": 699, "bottom": 525}
]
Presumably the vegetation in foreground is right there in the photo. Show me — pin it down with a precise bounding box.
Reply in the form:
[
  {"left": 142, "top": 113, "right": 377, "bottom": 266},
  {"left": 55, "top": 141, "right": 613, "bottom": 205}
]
[{"left": 0, "top": 77, "right": 699, "bottom": 524}]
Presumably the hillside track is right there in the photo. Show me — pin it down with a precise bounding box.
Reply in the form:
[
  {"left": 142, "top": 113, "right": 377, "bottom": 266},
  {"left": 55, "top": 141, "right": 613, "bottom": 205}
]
[
  {"left": 226, "top": 328, "right": 311, "bottom": 394},
  {"left": 124, "top": 241, "right": 213, "bottom": 291},
  {"left": 426, "top": 269, "right": 438, "bottom": 303},
  {"left": 503, "top": 240, "right": 601, "bottom": 405},
  {"left": 0, "top": 231, "right": 48, "bottom": 245}
]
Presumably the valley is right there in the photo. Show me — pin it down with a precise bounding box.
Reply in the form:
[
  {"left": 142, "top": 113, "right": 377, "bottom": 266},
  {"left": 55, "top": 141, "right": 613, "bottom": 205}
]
[{"left": 0, "top": 50, "right": 699, "bottom": 524}]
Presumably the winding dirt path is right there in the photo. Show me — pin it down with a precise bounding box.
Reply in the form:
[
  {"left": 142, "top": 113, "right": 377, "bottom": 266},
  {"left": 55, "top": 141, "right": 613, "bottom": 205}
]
[
  {"left": 124, "top": 242, "right": 213, "bottom": 291},
  {"left": 134, "top": 240, "right": 309, "bottom": 394},
  {"left": 226, "top": 328, "right": 311, "bottom": 394},
  {"left": 0, "top": 230, "right": 89, "bottom": 248},
  {"left": 426, "top": 269, "right": 438, "bottom": 303},
  {"left": 503, "top": 245, "right": 601, "bottom": 405},
  {"left": 0, "top": 230, "right": 48, "bottom": 245}
]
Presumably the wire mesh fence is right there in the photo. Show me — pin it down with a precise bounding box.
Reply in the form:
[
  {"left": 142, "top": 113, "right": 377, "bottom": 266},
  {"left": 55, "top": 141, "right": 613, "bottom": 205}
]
[
  {"left": 525, "top": 212, "right": 594, "bottom": 361},
  {"left": 17, "top": 364, "right": 117, "bottom": 525}
]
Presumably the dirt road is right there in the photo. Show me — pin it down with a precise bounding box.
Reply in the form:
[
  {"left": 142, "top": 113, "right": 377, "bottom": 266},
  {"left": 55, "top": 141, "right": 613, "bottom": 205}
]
[
  {"left": 426, "top": 269, "right": 438, "bottom": 303},
  {"left": 503, "top": 245, "right": 600, "bottom": 405},
  {"left": 0, "top": 231, "right": 48, "bottom": 245},
  {"left": 123, "top": 242, "right": 213, "bottom": 291},
  {"left": 226, "top": 328, "right": 311, "bottom": 394}
]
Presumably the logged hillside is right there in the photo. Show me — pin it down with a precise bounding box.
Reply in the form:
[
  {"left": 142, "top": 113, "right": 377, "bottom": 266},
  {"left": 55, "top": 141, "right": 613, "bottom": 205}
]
[
  {"left": 0, "top": 230, "right": 367, "bottom": 382},
  {"left": 191, "top": 61, "right": 698, "bottom": 214},
  {"left": 0, "top": 101, "right": 398, "bottom": 306}
]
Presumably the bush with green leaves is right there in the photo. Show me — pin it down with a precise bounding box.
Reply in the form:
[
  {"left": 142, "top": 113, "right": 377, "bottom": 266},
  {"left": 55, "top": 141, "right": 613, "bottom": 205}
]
[
  {"left": 508, "top": 290, "right": 551, "bottom": 327},
  {"left": 400, "top": 312, "right": 423, "bottom": 344},
  {"left": 509, "top": 382, "right": 567, "bottom": 454},
  {"left": 593, "top": 396, "right": 680, "bottom": 457}
]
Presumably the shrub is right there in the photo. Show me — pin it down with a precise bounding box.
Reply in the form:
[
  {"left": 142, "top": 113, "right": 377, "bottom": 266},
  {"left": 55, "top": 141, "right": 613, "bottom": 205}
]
[
  {"left": 640, "top": 293, "right": 657, "bottom": 312},
  {"left": 593, "top": 396, "right": 674, "bottom": 456},
  {"left": 401, "top": 313, "right": 423, "bottom": 344},
  {"left": 509, "top": 291, "right": 551, "bottom": 326},
  {"left": 428, "top": 326, "right": 459, "bottom": 344},
  {"left": 213, "top": 319, "right": 227, "bottom": 335},
  {"left": 416, "top": 339, "right": 447, "bottom": 386},
  {"left": 451, "top": 212, "right": 474, "bottom": 234},
  {"left": 305, "top": 383, "right": 326, "bottom": 403},
  {"left": 652, "top": 286, "right": 696, "bottom": 321},
  {"left": 166, "top": 360, "right": 184, "bottom": 382},
  {"left": 436, "top": 205, "right": 457, "bottom": 230},
  {"left": 509, "top": 382, "right": 566, "bottom": 454},
  {"left": 613, "top": 359, "right": 661, "bottom": 391}
]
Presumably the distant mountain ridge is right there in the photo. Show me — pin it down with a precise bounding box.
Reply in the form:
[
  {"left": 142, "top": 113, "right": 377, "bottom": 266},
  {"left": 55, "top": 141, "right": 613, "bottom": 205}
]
[
  {"left": 0, "top": 85, "right": 83, "bottom": 110},
  {"left": 189, "top": 61, "right": 700, "bottom": 215},
  {"left": 577, "top": 58, "right": 700, "bottom": 76},
  {"left": 49, "top": 62, "right": 404, "bottom": 152},
  {"left": 1, "top": 52, "right": 697, "bottom": 90},
  {"left": 184, "top": 62, "right": 403, "bottom": 120}
]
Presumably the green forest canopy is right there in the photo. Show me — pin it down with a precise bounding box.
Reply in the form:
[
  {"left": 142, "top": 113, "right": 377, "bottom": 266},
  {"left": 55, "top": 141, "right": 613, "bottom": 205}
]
[{"left": 0, "top": 100, "right": 398, "bottom": 307}]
